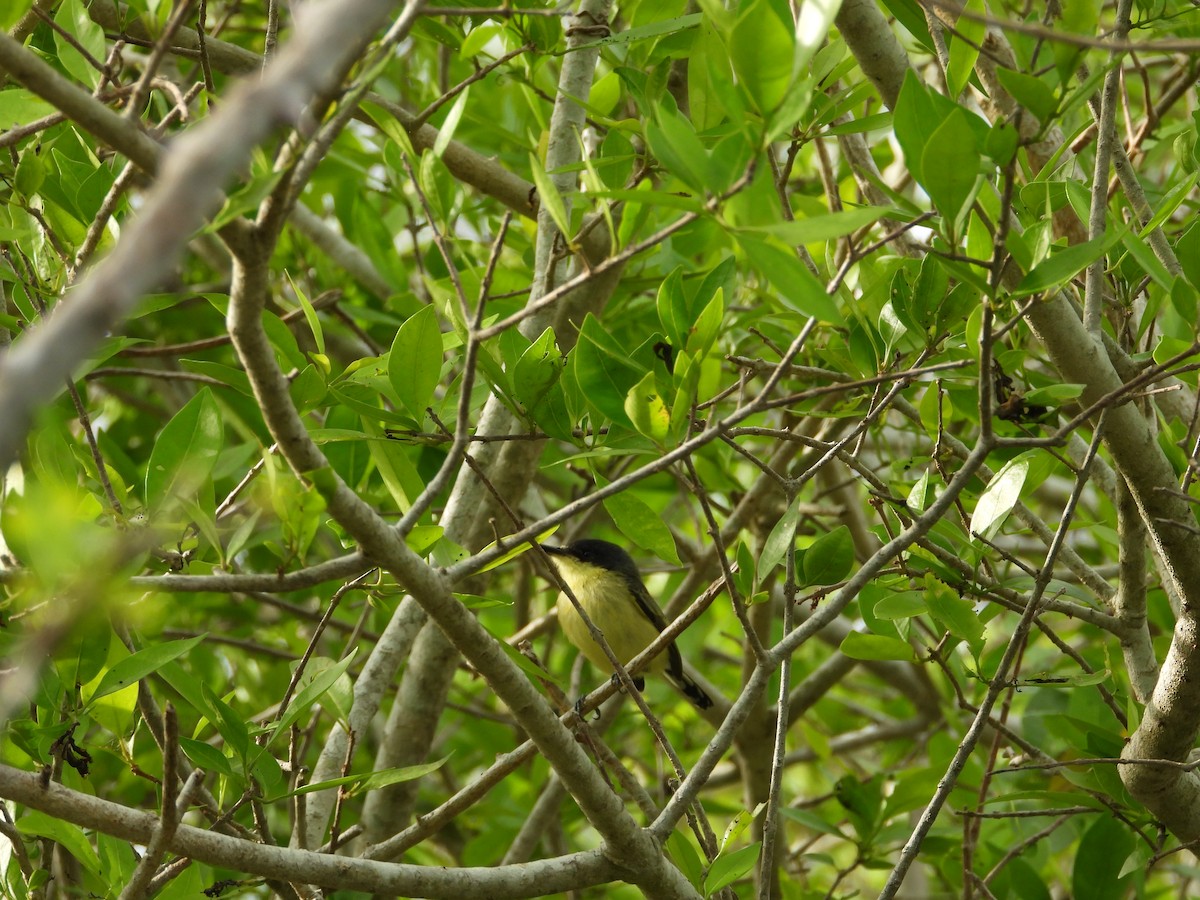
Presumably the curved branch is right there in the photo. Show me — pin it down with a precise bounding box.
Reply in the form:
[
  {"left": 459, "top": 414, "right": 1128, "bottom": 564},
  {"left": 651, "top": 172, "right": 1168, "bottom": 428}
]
[{"left": 0, "top": 764, "right": 620, "bottom": 899}]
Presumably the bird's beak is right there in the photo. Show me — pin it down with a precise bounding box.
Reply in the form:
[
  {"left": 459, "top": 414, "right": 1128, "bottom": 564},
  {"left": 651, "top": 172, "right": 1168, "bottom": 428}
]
[{"left": 540, "top": 544, "right": 567, "bottom": 557}]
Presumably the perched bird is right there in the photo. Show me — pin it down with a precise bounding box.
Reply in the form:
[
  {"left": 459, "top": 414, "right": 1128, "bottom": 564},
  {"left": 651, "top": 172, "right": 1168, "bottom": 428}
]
[{"left": 543, "top": 539, "right": 712, "bottom": 709}]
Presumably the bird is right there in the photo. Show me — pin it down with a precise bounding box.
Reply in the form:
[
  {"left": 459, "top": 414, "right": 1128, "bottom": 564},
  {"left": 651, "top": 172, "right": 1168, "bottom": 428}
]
[{"left": 542, "top": 539, "right": 712, "bottom": 709}]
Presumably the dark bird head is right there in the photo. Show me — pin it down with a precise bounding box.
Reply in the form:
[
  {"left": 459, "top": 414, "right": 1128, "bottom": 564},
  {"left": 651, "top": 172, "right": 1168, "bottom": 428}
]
[{"left": 541, "top": 539, "right": 642, "bottom": 581}]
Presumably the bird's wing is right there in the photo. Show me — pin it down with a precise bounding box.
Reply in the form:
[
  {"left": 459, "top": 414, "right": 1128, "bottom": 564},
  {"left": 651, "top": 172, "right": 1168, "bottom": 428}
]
[
  {"left": 622, "top": 573, "right": 686, "bottom": 676},
  {"left": 622, "top": 573, "right": 669, "bottom": 631}
]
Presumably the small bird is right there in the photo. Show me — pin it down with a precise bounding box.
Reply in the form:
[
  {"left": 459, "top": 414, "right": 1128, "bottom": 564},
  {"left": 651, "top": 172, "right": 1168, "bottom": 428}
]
[{"left": 543, "top": 539, "right": 712, "bottom": 709}]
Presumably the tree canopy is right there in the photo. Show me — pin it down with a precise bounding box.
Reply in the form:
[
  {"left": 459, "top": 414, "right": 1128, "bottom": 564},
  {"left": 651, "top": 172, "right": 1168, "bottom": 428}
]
[{"left": 2, "top": 0, "right": 1200, "bottom": 897}]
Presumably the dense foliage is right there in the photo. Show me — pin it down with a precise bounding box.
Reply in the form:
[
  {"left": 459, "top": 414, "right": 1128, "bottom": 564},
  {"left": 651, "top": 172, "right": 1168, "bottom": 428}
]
[{"left": 2, "top": 0, "right": 1200, "bottom": 897}]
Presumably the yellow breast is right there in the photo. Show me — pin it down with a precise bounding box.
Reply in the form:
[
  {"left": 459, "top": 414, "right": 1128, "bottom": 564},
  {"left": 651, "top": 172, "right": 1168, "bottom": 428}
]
[{"left": 553, "top": 561, "right": 666, "bottom": 676}]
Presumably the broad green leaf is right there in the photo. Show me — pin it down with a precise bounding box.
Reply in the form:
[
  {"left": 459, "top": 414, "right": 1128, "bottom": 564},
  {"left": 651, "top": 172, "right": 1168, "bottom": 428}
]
[
  {"left": 874, "top": 591, "right": 928, "bottom": 619},
  {"left": 688, "top": 19, "right": 735, "bottom": 131},
  {"left": 1072, "top": 815, "right": 1134, "bottom": 900},
  {"left": 88, "top": 635, "right": 206, "bottom": 703},
  {"left": 893, "top": 72, "right": 935, "bottom": 185},
  {"left": 362, "top": 100, "right": 417, "bottom": 158},
  {"left": 145, "top": 388, "right": 223, "bottom": 511},
  {"left": 205, "top": 688, "right": 250, "bottom": 760},
  {"left": 920, "top": 108, "right": 979, "bottom": 226},
  {"left": 17, "top": 811, "right": 103, "bottom": 877},
  {"left": 946, "top": 0, "right": 986, "bottom": 97},
  {"left": 573, "top": 314, "right": 645, "bottom": 425},
  {"left": 1022, "top": 383, "right": 1084, "bottom": 406},
  {"left": 840, "top": 632, "right": 917, "bottom": 662},
  {"left": 738, "top": 235, "right": 842, "bottom": 323},
  {"left": 512, "top": 327, "right": 565, "bottom": 413},
  {"left": 925, "top": 575, "right": 985, "bottom": 651},
  {"left": 704, "top": 842, "right": 761, "bottom": 895},
  {"left": 729, "top": 0, "right": 794, "bottom": 113},
  {"left": 666, "top": 831, "right": 704, "bottom": 889},
  {"left": 180, "top": 737, "right": 235, "bottom": 777},
  {"left": 1176, "top": 222, "right": 1200, "bottom": 290},
  {"left": 388, "top": 305, "right": 443, "bottom": 420},
  {"left": 54, "top": 0, "right": 106, "bottom": 89},
  {"left": 577, "top": 13, "right": 702, "bottom": 48},
  {"left": 0, "top": 1, "right": 32, "bottom": 30},
  {"left": 656, "top": 267, "right": 689, "bottom": 351},
  {"left": 760, "top": 494, "right": 804, "bottom": 578},
  {"left": 971, "top": 452, "right": 1035, "bottom": 540},
  {"left": 800, "top": 525, "right": 855, "bottom": 586},
  {"left": 686, "top": 289, "right": 723, "bottom": 358},
  {"left": 645, "top": 109, "right": 710, "bottom": 193},
  {"left": 603, "top": 489, "right": 681, "bottom": 565},
  {"left": 1015, "top": 226, "right": 1126, "bottom": 296},
  {"left": 996, "top": 67, "right": 1057, "bottom": 122},
  {"left": 625, "top": 372, "right": 671, "bottom": 444}
]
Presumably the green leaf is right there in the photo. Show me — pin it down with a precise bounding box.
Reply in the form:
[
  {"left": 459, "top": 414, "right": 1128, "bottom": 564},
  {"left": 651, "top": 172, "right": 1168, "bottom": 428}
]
[
  {"left": 645, "top": 107, "right": 711, "bottom": 194},
  {"left": 0, "top": 89, "right": 56, "bottom": 130},
  {"left": 705, "top": 842, "right": 762, "bottom": 895},
  {"left": 512, "top": 327, "right": 565, "bottom": 412},
  {"left": 893, "top": 72, "right": 934, "bottom": 186},
  {"left": 275, "top": 756, "right": 450, "bottom": 800},
  {"left": 54, "top": 0, "right": 106, "bottom": 89},
  {"left": 945, "top": 0, "right": 986, "bottom": 97},
  {"left": 874, "top": 591, "right": 928, "bottom": 620},
  {"left": 971, "top": 452, "right": 1035, "bottom": 540},
  {"left": 529, "top": 152, "right": 572, "bottom": 238},
  {"left": 262, "top": 650, "right": 358, "bottom": 749},
  {"left": 1016, "top": 227, "right": 1127, "bottom": 296},
  {"left": 925, "top": 575, "right": 985, "bottom": 651},
  {"left": 840, "top": 632, "right": 916, "bottom": 661},
  {"left": 1177, "top": 222, "right": 1200, "bottom": 290},
  {"left": 88, "top": 635, "right": 207, "bottom": 703},
  {"left": 794, "top": 0, "right": 845, "bottom": 76},
  {"left": 578, "top": 13, "right": 702, "bottom": 48},
  {"left": 996, "top": 67, "right": 1057, "bottom": 122},
  {"left": 738, "top": 235, "right": 842, "bottom": 323},
  {"left": 205, "top": 688, "right": 250, "bottom": 760},
  {"left": 286, "top": 270, "right": 324, "bottom": 357},
  {"left": 739, "top": 206, "right": 893, "bottom": 246},
  {"left": 17, "top": 811, "right": 103, "bottom": 877},
  {"left": 388, "top": 305, "right": 443, "bottom": 420},
  {"left": 688, "top": 18, "right": 736, "bottom": 130},
  {"left": 656, "top": 267, "right": 689, "bottom": 351},
  {"left": 687, "top": 288, "right": 724, "bottom": 357},
  {"left": 362, "top": 100, "right": 417, "bottom": 159},
  {"left": 572, "top": 314, "right": 645, "bottom": 425},
  {"left": 760, "top": 494, "right": 803, "bottom": 578},
  {"left": 603, "top": 488, "right": 681, "bottom": 565},
  {"left": 800, "top": 525, "right": 855, "bottom": 586},
  {"left": 1072, "top": 815, "right": 1134, "bottom": 900},
  {"left": 625, "top": 372, "right": 671, "bottom": 444},
  {"left": 475, "top": 528, "right": 556, "bottom": 573},
  {"left": 1022, "top": 383, "right": 1083, "bottom": 406},
  {"left": 729, "top": 0, "right": 794, "bottom": 113},
  {"left": 145, "top": 388, "right": 223, "bottom": 511},
  {"left": 666, "top": 831, "right": 705, "bottom": 889},
  {"left": 920, "top": 107, "right": 979, "bottom": 226},
  {"left": 180, "top": 737, "right": 235, "bottom": 777},
  {"left": 432, "top": 87, "right": 470, "bottom": 159}
]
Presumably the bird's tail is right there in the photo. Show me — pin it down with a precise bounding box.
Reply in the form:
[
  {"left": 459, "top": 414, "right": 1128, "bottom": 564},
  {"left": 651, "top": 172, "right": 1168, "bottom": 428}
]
[{"left": 666, "top": 670, "right": 713, "bottom": 710}]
